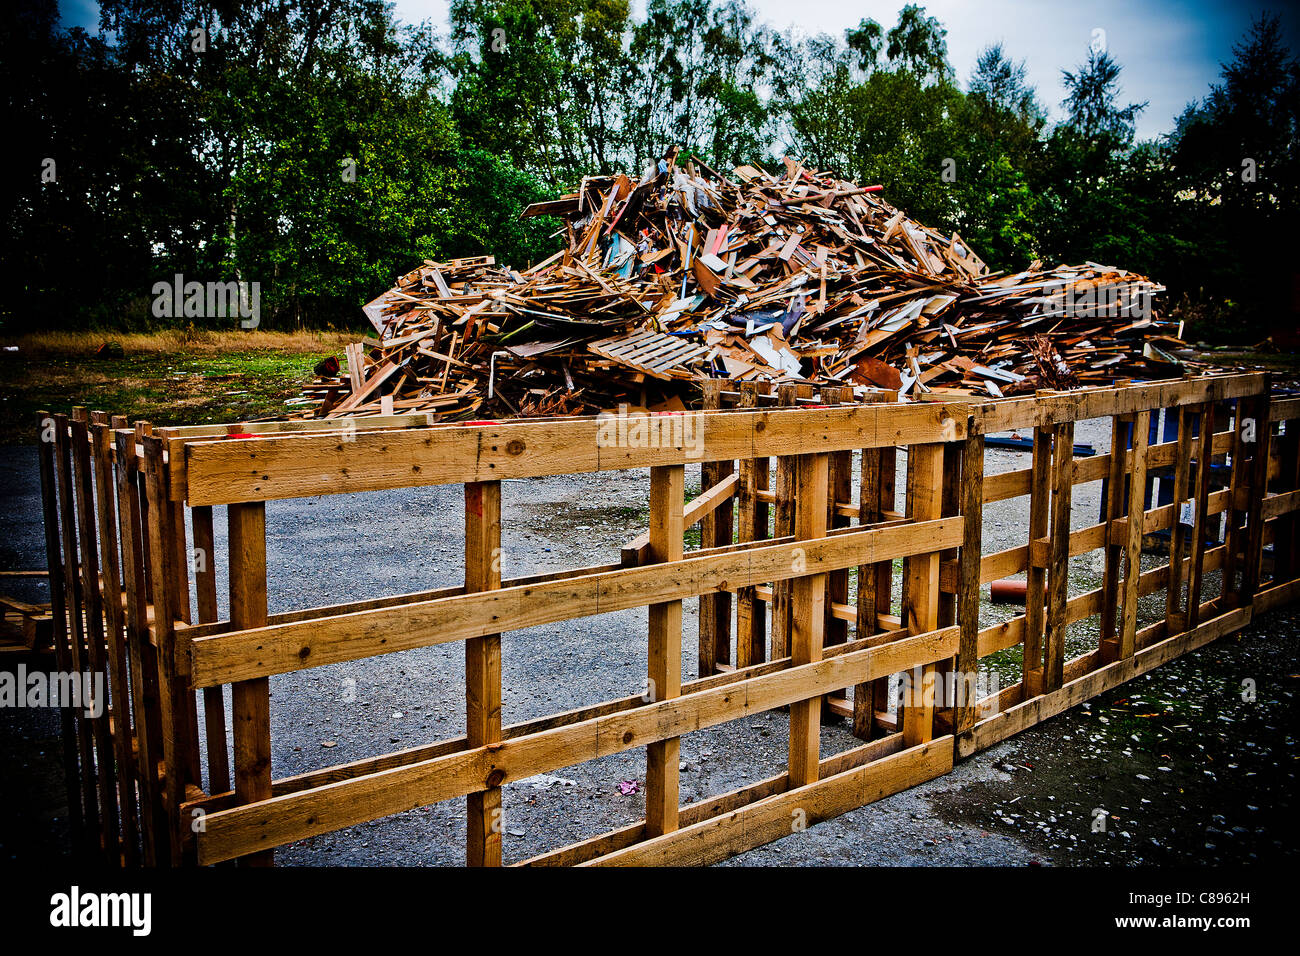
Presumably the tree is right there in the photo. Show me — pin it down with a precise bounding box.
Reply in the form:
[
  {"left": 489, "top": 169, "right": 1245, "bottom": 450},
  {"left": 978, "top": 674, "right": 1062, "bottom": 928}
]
[{"left": 1061, "top": 47, "right": 1146, "bottom": 144}]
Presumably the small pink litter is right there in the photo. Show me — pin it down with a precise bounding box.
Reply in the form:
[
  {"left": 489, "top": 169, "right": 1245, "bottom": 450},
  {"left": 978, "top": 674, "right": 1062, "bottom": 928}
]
[{"left": 617, "top": 780, "right": 639, "bottom": 795}]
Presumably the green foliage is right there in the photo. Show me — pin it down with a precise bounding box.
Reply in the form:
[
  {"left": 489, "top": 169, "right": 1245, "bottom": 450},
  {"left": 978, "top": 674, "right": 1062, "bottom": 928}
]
[{"left": 5, "top": 2, "right": 1296, "bottom": 342}]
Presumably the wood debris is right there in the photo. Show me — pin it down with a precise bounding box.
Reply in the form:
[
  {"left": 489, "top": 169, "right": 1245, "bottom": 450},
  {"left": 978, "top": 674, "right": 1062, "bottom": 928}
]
[{"left": 297, "top": 159, "right": 1193, "bottom": 418}]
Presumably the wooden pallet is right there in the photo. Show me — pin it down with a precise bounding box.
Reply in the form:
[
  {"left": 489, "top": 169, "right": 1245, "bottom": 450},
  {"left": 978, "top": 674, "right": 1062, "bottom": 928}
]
[{"left": 588, "top": 329, "right": 709, "bottom": 380}]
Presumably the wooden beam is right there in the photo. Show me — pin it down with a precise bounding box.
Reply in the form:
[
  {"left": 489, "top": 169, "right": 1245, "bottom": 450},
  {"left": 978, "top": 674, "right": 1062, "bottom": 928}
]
[
  {"left": 955, "top": 427, "right": 984, "bottom": 735},
  {"left": 195, "top": 625, "right": 957, "bottom": 864},
  {"left": 465, "top": 480, "right": 503, "bottom": 865},
  {"left": 54, "top": 414, "right": 101, "bottom": 858},
  {"left": 699, "top": 380, "right": 734, "bottom": 675},
  {"left": 91, "top": 418, "right": 141, "bottom": 865},
  {"left": 1044, "top": 421, "right": 1074, "bottom": 692},
  {"left": 181, "top": 402, "right": 968, "bottom": 506},
  {"left": 789, "top": 453, "right": 829, "bottom": 787},
  {"left": 1165, "top": 405, "right": 1194, "bottom": 630},
  {"left": 902, "top": 443, "right": 945, "bottom": 746},
  {"left": 228, "top": 502, "right": 272, "bottom": 867},
  {"left": 647, "top": 464, "right": 684, "bottom": 836},
  {"left": 1118, "top": 410, "right": 1151, "bottom": 659},
  {"left": 735, "top": 383, "right": 769, "bottom": 667},
  {"left": 190, "top": 514, "right": 963, "bottom": 688},
  {"left": 37, "top": 413, "right": 84, "bottom": 851},
  {"left": 1022, "top": 426, "right": 1052, "bottom": 691}
]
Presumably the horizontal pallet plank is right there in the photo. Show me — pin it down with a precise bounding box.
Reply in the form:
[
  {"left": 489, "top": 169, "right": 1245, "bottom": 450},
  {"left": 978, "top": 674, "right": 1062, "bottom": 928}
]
[
  {"left": 194, "top": 625, "right": 957, "bottom": 863},
  {"left": 179, "top": 403, "right": 967, "bottom": 504},
  {"left": 191, "top": 516, "right": 961, "bottom": 686}
]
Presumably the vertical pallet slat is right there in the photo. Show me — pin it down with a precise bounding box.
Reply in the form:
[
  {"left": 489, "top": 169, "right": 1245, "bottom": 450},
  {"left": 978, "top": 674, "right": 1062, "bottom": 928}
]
[
  {"left": 735, "top": 382, "right": 768, "bottom": 667},
  {"left": 1274, "top": 403, "right": 1300, "bottom": 585},
  {"left": 1043, "top": 420, "right": 1074, "bottom": 692},
  {"left": 168, "top": 479, "right": 202, "bottom": 790},
  {"left": 1222, "top": 398, "right": 1249, "bottom": 606},
  {"left": 954, "top": 425, "right": 985, "bottom": 738},
  {"left": 70, "top": 412, "right": 121, "bottom": 865},
  {"left": 36, "top": 412, "right": 84, "bottom": 849},
  {"left": 770, "top": 384, "right": 798, "bottom": 661},
  {"left": 1242, "top": 389, "right": 1272, "bottom": 599},
  {"left": 1165, "top": 405, "right": 1194, "bottom": 632},
  {"left": 825, "top": 386, "right": 853, "bottom": 652},
  {"left": 191, "top": 505, "right": 231, "bottom": 796},
  {"left": 789, "top": 452, "right": 828, "bottom": 787},
  {"left": 902, "top": 442, "right": 944, "bottom": 746},
  {"left": 646, "top": 464, "right": 684, "bottom": 835},
  {"left": 465, "top": 480, "right": 503, "bottom": 866},
  {"left": 852, "top": 445, "right": 882, "bottom": 740},
  {"left": 1118, "top": 410, "right": 1152, "bottom": 659},
  {"left": 90, "top": 416, "right": 141, "bottom": 866},
  {"left": 53, "top": 413, "right": 101, "bottom": 857},
  {"left": 115, "top": 430, "right": 164, "bottom": 865},
  {"left": 1022, "top": 425, "right": 1053, "bottom": 694},
  {"left": 227, "top": 499, "right": 273, "bottom": 866},
  {"left": 1187, "top": 403, "right": 1216, "bottom": 626},
  {"left": 933, "top": 440, "right": 963, "bottom": 726},
  {"left": 871, "top": 445, "right": 898, "bottom": 727},
  {"left": 142, "top": 436, "right": 192, "bottom": 865},
  {"left": 698, "top": 380, "right": 733, "bottom": 674},
  {"left": 1099, "top": 415, "right": 1130, "bottom": 652}
]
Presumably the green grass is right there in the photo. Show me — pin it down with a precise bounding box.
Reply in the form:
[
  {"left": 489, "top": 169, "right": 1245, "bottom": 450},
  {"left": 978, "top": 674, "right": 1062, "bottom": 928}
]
[{"left": 0, "top": 331, "right": 354, "bottom": 444}]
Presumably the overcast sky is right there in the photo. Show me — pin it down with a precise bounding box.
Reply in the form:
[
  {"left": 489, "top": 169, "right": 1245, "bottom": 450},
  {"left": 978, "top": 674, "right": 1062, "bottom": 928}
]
[{"left": 60, "top": 0, "right": 1298, "bottom": 141}]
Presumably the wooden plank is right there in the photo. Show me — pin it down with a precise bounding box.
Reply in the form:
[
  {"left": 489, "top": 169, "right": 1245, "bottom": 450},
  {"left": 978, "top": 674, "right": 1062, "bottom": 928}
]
[
  {"left": 1165, "top": 405, "right": 1194, "bottom": 630},
  {"left": 114, "top": 430, "right": 164, "bottom": 865},
  {"left": 194, "top": 624, "right": 957, "bottom": 864},
  {"left": 1242, "top": 391, "right": 1271, "bottom": 600},
  {"left": 770, "top": 385, "right": 798, "bottom": 661},
  {"left": 1118, "top": 410, "right": 1151, "bottom": 659},
  {"left": 969, "top": 373, "right": 1264, "bottom": 434},
  {"left": 955, "top": 427, "right": 984, "bottom": 734},
  {"left": 852, "top": 447, "right": 882, "bottom": 740},
  {"left": 91, "top": 418, "right": 141, "bottom": 866},
  {"left": 180, "top": 402, "right": 968, "bottom": 505},
  {"left": 53, "top": 414, "right": 101, "bottom": 856},
  {"left": 621, "top": 472, "right": 737, "bottom": 564},
  {"left": 959, "top": 606, "right": 1251, "bottom": 758},
  {"left": 227, "top": 501, "right": 272, "bottom": 867},
  {"left": 646, "top": 465, "right": 684, "bottom": 836},
  {"left": 734, "top": 383, "right": 768, "bottom": 667},
  {"left": 585, "top": 738, "right": 952, "bottom": 867},
  {"left": 790, "top": 453, "right": 829, "bottom": 787},
  {"left": 1187, "top": 403, "right": 1216, "bottom": 626},
  {"left": 465, "top": 480, "right": 503, "bottom": 865},
  {"left": 902, "top": 443, "right": 945, "bottom": 746},
  {"left": 933, "top": 440, "right": 962, "bottom": 726},
  {"left": 1254, "top": 577, "right": 1300, "bottom": 615},
  {"left": 871, "top": 445, "right": 897, "bottom": 733},
  {"left": 1022, "top": 426, "right": 1052, "bottom": 691},
  {"left": 699, "top": 380, "right": 733, "bottom": 675},
  {"left": 978, "top": 544, "right": 1227, "bottom": 659},
  {"left": 520, "top": 734, "right": 906, "bottom": 866},
  {"left": 824, "top": 387, "right": 854, "bottom": 656},
  {"left": 36, "top": 412, "right": 83, "bottom": 849},
  {"left": 1044, "top": 421, "right": 1074, "bottom": 692},
  {"left": 191, "top": 515, "right": 962, "bottom": 688},
  {"left": 70, "top": 413, "right": 122, "bottom": 865},
  {"left": 191, "top": 506, "right": 230, "bottom": 798},
  {"left": 142, "top": 435, "right": 188, "bottom": 865},
  {"left": 1222, "top": 399, "right": 1249, "bottom": 605}
]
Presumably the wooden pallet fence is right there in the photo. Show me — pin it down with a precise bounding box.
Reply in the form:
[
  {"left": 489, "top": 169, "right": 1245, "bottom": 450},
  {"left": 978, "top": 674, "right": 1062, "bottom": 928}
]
[{"left": 32, "top": 373, "right": 1299, "bottom": 867}]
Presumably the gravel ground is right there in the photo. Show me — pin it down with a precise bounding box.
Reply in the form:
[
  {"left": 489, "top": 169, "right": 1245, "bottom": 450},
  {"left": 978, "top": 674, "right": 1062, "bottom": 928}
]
[{"left": 1, "top": 415, "right": 1295, "bottom": 866}]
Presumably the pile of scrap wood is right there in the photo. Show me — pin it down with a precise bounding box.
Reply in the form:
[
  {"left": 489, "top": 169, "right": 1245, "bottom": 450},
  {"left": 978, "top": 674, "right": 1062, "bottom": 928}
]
[{"left": 296, "top": 156, "right": 1190, "bottom": 418}]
